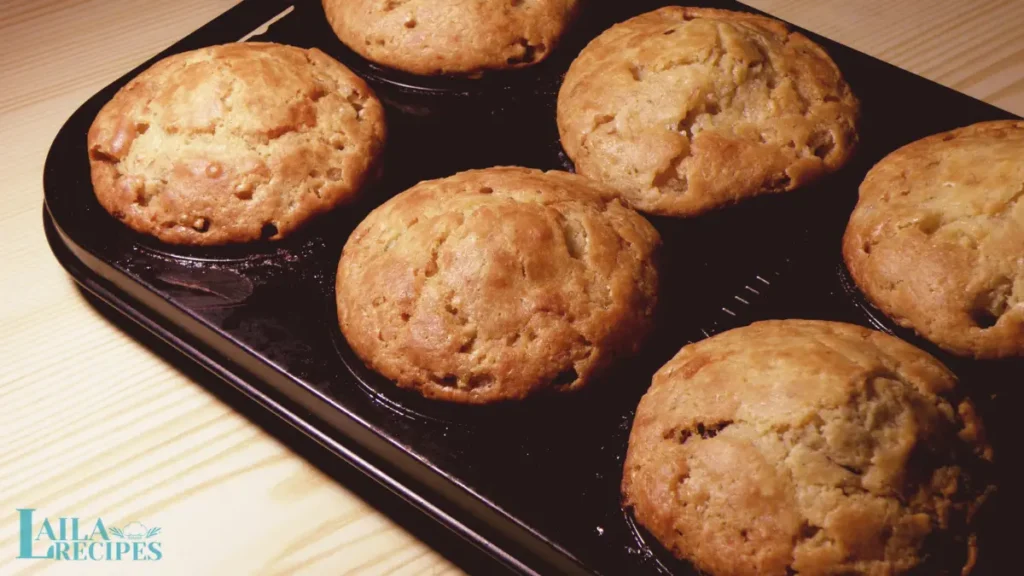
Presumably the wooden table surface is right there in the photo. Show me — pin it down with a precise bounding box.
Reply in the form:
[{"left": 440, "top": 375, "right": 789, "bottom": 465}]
[{"left": 1, "top": 1, "right": 1021, "bottom": 574}]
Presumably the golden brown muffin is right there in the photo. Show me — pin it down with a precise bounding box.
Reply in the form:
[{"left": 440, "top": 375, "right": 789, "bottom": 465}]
[
  {"left": 557, "top": 7, "right": 859, "bottom": 217},
  {"left": 322, "top": 0, "right": 580, "bottom": 76},
  {"left": 844, "top": 121, "right": 1024, "bottom": 359},
  {"left": 623, "top": 320, "right": 993, "bottom": 576},
  {"left": 336, "top": 167, "right": 660, "bottom": 403},
  {"left": 88, "top": 42, "right": 386, "bottom": 245}
]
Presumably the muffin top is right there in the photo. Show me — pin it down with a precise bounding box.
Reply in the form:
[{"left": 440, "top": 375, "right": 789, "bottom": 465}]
[
  {"left": 844, "top": 120, "right": 1024, "bottom": 358},
  {"left": 336, "top": 167, "right": 660, "bottom": 403},
  {"left": 322, "top": 0, "right": 579, "bottom": 76},
  {"left": 558, "top": 7, "right": 859, "bottom": 216},
  {"left": 623, "top": 320, "right": 992, "bottom": 575},
  {"left": 88, "top": 42, "right": 386, "bottom": 245}
]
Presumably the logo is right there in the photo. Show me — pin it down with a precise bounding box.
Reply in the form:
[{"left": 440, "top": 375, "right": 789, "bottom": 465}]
[{"left": 16, "top": 509, "right": 162, "bottom": 562}]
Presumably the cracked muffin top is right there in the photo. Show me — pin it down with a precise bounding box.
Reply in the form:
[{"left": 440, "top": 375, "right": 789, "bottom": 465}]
[
  {"left": 87, "top": 42, "right": 386, "bottom": 245},
  {"left": 336, "top": 167, "right": 660, "bottom": 403},
  {"left": 557, "top": 7, "right": 859, "bottom": 217},
  {"left": 623, "top": 320, "right": 993, "bottom": 576},
  {"left": 844, "top": 121, "right": 1024, "bottom": 359},
  {"left": 322, "top": 0, "right": 580, "bottom": 76}
]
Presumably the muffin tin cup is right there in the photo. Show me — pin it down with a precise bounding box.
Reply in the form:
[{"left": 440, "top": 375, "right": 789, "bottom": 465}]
[
  {"left": 296, "top": 0, "right": 581, "bottom": 124},
  {"left": 45, "top": 0, "right": 1022, "bottom": 574},
  {"left": 622, "top": 511, "right": 695, "bottom": 576},
  {"left": 327, "top": 296, "right": 646, "bottom": 428}
]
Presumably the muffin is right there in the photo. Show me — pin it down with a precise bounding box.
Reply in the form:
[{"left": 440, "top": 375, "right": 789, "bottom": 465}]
[
  {"left": 557, "top": 7, "right": 859, "bottom": 216},
  {"left": 336, "top": 167, "right": 660, "bottom": 403},
  {"left": 623, "top": 320, "right": 993, "bottom": 575},
  {"left": 844, "top": 120, "right": 1024, "bottom": 359},
  {"left": 87, "top": 42, "right": 386, "bottom": 245},
  {"left": 322, "top": 0, "right": 580, "bottom": 76}
]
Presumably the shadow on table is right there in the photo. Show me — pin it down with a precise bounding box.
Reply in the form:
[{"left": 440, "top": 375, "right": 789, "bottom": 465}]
[{"left": 75, "top": 284, "right": 513, "bottom": 576}]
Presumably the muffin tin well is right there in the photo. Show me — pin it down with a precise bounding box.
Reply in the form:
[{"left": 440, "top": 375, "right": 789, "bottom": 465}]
[{"left": 45, "top": 0, "right": 1021, "bottom": 574}]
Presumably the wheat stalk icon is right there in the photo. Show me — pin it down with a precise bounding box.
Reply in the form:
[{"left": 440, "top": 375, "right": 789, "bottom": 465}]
[{"left": 108, "top": 522, "right": 160, "bottom": 540}]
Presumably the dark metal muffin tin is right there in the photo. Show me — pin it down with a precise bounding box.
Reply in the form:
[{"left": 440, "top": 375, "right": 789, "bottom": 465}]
[{"left": 44, "top": 0, "right": 1021, "bottom": 573}]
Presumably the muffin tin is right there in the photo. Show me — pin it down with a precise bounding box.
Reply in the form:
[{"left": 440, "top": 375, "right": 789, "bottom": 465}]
[{"left": 44, "top": 0, "right": 1021, "bottom": 574}]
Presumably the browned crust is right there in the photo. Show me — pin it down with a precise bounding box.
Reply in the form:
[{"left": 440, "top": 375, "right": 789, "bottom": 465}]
[
  {"left": 623, "top": 320, "right": 993, "bottom": 576},
  {"left": 87, "top": 42, "right": 386, "bottom": 245},
  {"left": 843, "top": 120, "right": 1024, "bottom": 359},
  {"left": 558, "top": 6, "right": 859, "bottom": 216},
  {"left": 336, "top": 167, "right": 660, "bottom": 403},
  {"left": 322, "top": 0, "right": 580, "bottom": 76}
]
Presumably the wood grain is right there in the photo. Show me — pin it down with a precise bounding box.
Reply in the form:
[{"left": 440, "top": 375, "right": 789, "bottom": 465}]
[{"left": 0, "top": 1, "right": 1020, "bottom": 574}]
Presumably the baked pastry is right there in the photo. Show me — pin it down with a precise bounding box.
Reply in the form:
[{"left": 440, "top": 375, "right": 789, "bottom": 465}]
[
  {"left": 844, "top": 120, "right": 1024, "bottom": 359},
  {"left": 88, "top": 42, "right": 386, "bottom": 245},
  {"left": 336, "top": 167, "right": 659, "bottom": 403},
  {"left": 623, "top": 320, "right": 993, "bottom": 575},
  {"left": 557, "top": 7, "right": 859, "bottom": 216},
  {"left": 322, "top": 0, "right": 580, "bottom": 76}
]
